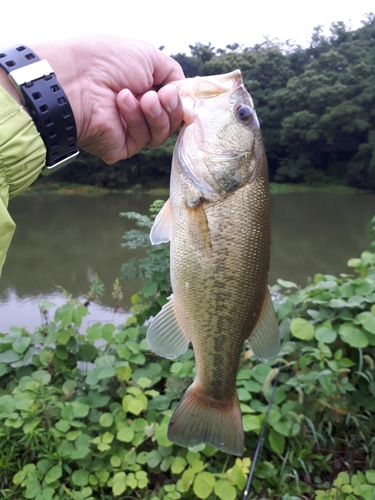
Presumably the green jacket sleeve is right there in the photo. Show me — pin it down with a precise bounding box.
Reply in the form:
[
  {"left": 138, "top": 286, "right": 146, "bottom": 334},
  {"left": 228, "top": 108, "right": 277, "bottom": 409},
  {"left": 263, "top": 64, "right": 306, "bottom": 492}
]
[{"left": 0, "top": 85, "right": 46, "bottom": 277}]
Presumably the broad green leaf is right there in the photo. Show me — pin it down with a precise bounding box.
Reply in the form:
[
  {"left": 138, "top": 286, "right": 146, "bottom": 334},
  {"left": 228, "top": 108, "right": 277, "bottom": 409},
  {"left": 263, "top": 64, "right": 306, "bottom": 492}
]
[
  {"left": 57, "top": 328, "right": 74, "bottom": 345},
  {"left": 123, "top": 394, "right": 147, "bottom": 415},
  {"left": 243, "top": 414, "right": 261, "bottom": 432},
  {"left": 25, "top": 479, "right": 42, "bottom": 499},
  {"left": 365, "top": 470, "right": 375, "bottom": 484},
  {"left": 66, "top": 430, "right": 81, "bottom": 441},
  {"left": 229, "top": 463, "right": 246, "bottom": 489},
  {"left": 0, "top": 395, "right": 16, "bottom": 413},
  {"left": 314, "top": 326, "right": 337, "bottom": 344},
  {"left": 78, "top": 344, "right": 97, "bottom": 361},
  {"left": 347, "top": 258, "right": 361, "bottom": 267},
  {"left": 55, "top": 419, "right": 70, "bottom": 432},
  {"left": 354, "top": 279, "right": 373, "bottom": 295},
  {"left": 142, "top": 281, "right": 158, "bottom": 297},
  {"left": 214, "top": 479, "right": 237, "bottom": 500},
  {"left": 117, "top": 426, "right": 135, "bottom": 442},
  {"left": 86, "top": 323, "right": 102, "bottom": 342},
  {"left": 73, "top": 403, "right": 90, "bottom": 418},
  {"left": 72, "top": 469, "right": 89, "bottom": 486},
  {"left": 72, "top": 305, "right": 87, "bottom": 326},
  {"left": 44, "top": 464, "right": 62, "bottom": 484},
  {"left": 193, "top": 471, "right": 215, "bottom": 499},
  {"left": 177, "top": 468, "right": 195, "bottom": 492},
  {"left": 191, "top": 460, "right": 205, "bottom": 473},
  {"left": 23, "top": 418, "right": 40, "bottom": 434},
  {"left": 251, "top": 364, "right": 272, "bottom": 383},
  {"left": 111, "top": 456, "right": 122, "bottom": 467},
  {"left": 329, "top": 299, "right": 347, "bottom": 308},
  {"left": 0, "top": 350, "right": 20, "bottom": 364},
  {"left": 155, "top": 417, "right": 173, "bottom": 447},
  {"left": 290, "top": 318, "right": 314, "bottom": 340},
  {"left": 62, "top": 380, "right": 76, "bottom": 396},
  {"left": 102, "top": 323, "right": 115, "bottom": 341},
  {"left": 268, "top": 428, "right": 285, "bottom": 454},
  {"left": 12, "top": 337, "right": 31, "bottom": 354},
  {"left": 112, "top": 472, "right": 127, "bottom": 496},
  {"left": 97, "top": 367, "right": 116, "bottom": 379},
  {"left": 136, "top": 377, "right": 152, "bottom": 388},
  {"left": 356, "top": 312, "right": 375, "bottom": 334},
  {"left": 32, "top": 370, "right": 51, "bottom": 385},
  {"left": 277, "top": 279, "right": 297, "bottom": 288},
  {"left": 147, "top": 449, "right": 162, "bottom": 468},
  {"left": 339, "top": 323, "right": 368, "bottom": 348},
  {"left": 335, "top": 472, "right": 350, "bottom": 486},
  {"left": 13, "top": 470, "right": 26, "bottom": 485},
  {"left": 117, "top": 365, "right": 132, "bottom": 381},
  {"left": 99, "top": 413, "right": 114, "bottom": 427},
  {"left": 171, "top": 456, "right": 187, "bottom": 474}
]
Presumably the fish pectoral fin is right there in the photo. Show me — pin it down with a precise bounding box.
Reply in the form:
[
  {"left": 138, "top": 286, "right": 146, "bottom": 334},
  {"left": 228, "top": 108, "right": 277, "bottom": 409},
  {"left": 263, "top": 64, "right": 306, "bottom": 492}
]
[
  {"left": 146, "top": 295, "right": 190, "bottom": 359},
  {"left": 186, "top": 200, "right": 212, "bottom": 256},
  {"left": 150, "top": 198, "right": 172, "bottom": 245},
  {"left": 247, "top": 289, "right": 280, "bottom": 362}
]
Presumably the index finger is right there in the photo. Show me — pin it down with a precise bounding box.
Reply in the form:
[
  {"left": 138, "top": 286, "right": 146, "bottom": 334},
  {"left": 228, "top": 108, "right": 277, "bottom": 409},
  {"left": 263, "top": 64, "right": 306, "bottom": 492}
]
[{"left": 152, "top": 53, "right": 185, "bottom": 87}]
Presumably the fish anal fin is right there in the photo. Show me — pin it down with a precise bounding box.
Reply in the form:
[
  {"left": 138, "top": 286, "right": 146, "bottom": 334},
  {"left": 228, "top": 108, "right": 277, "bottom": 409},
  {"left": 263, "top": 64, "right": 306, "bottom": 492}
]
[
  {"left": 150, "top": 198, "right": 172, "bottom": 245},
  {"left": 168, "top": 382, "right": 244, "bottom": 456},
  {"left": 146, "top": 295, "right": 189, "bottom": 359},
  {"left": 248, "top": 290, "right": 280, "bottom": 362}
]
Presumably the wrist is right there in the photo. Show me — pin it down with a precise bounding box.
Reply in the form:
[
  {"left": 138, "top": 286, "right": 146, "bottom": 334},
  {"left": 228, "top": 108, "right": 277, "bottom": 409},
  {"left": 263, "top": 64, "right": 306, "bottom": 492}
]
[
  {"left": 30, "top": 40, "right": 85, "bottom": 143},
  {"left": 0, "top": 43, "right": 79, "bottom": 173},
  {"left": 0, "top": 66, "right": 23, "bottom": 105}
]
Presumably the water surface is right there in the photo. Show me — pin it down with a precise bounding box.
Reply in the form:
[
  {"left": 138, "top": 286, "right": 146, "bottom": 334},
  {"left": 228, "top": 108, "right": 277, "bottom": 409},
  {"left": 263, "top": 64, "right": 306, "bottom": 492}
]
[{"left": 0, "top": 192, "right": 373, "bottom": 332}]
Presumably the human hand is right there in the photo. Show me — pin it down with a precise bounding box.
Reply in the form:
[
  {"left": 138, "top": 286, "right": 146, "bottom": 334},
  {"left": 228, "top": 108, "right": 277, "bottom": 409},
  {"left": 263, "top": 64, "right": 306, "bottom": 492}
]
[{"left": 31, "top": 36, "right": 184, "bottom": 163}]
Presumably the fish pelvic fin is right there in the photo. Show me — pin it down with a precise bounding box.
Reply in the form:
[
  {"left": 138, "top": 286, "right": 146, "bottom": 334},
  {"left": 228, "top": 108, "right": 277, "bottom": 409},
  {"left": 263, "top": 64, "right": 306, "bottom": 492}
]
[
  {"left": 150, "top": 198, "right": 172, "bottom": 244},
  {"left": 168, "top": 382, "right": 244, "bottom": 456},
  {"left": 248, "top": 289, "right": 280, "bottom": 362},
  {"left": 146, "top": 295, "right": 190, "bottom": 359}
]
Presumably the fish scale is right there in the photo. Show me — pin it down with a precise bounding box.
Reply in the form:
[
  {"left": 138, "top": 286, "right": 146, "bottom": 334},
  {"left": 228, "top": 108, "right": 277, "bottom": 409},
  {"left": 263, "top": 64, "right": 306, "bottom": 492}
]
[{"left": 147, "top": 70, "right": 280, "bottom": 455}]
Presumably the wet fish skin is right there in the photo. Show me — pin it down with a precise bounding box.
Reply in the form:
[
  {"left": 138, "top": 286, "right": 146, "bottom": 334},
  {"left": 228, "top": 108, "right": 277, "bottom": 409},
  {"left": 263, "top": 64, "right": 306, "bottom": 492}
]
[{"left": 147, "top": 70, "right": 279, "bottom": 456}]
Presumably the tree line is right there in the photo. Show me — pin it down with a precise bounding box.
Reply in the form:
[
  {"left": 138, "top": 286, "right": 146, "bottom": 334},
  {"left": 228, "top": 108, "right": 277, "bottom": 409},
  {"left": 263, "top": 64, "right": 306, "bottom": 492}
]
[{"left": 49, "top": 14, "right": 375, "bottom": 190}]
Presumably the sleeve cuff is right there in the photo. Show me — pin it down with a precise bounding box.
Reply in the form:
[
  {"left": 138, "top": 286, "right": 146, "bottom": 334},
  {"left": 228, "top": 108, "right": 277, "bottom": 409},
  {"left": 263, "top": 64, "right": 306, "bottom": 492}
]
[
  {"left": 0, "top": 84, "right": 46, "bottom": 277},
  {"left": 0, "top": 85, "right": 46, "bottom": 199}
]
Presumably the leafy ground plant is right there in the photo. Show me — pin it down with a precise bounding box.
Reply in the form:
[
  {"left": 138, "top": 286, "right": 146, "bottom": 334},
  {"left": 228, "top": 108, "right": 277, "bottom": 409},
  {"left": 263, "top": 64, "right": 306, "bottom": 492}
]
[{"left": 0, "top": 209, "right": 375, "bottom": 499}]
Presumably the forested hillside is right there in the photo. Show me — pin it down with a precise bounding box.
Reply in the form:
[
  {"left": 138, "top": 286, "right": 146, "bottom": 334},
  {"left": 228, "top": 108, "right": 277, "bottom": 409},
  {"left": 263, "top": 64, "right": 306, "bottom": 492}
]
[{"left": 48, "top": 14, "right": 375, "bottom": 190}]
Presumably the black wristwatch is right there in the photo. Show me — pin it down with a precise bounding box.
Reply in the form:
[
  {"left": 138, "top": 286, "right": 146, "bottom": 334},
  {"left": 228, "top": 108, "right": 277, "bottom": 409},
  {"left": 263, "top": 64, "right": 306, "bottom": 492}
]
[{"left": 0, "top": 44, "right": 79, "bottom": 175}]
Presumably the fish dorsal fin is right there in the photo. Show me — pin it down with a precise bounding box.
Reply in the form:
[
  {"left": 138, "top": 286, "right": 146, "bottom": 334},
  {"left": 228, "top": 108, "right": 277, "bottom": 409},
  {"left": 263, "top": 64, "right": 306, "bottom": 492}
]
[
  {"left": 247, "top": 290, "right": 280, "bottom": 362},
  {"left": 150, "top": 198, "right": 173, "bottom": 245},
  {"left": 146, "top": 295, "right": 190, "bottom": 359}
]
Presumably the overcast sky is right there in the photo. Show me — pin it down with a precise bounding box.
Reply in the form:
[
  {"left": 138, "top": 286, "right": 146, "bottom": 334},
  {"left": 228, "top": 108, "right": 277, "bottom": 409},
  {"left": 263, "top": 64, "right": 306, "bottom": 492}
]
[{"left": 2, "top": 0, "right": 374, "bottom": 55}]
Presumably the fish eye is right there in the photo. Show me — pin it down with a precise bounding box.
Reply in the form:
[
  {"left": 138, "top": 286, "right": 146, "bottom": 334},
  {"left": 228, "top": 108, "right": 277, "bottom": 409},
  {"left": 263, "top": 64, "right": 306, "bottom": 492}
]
[{"left": 235, "top": 105, "right": 253, "bottom": 123}]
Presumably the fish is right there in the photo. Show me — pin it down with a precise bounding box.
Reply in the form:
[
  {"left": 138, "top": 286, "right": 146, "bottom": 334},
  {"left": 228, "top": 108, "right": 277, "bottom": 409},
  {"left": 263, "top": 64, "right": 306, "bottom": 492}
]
[{"left": 146, "top": 70, "right": 280, "bottom": 456}]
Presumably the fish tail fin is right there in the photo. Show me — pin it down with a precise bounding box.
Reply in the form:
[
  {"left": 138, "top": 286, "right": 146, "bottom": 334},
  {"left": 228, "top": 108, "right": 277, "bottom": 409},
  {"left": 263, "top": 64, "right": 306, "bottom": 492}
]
[{"left": 168, "top": 382, "right": 244, "bottom": 456}]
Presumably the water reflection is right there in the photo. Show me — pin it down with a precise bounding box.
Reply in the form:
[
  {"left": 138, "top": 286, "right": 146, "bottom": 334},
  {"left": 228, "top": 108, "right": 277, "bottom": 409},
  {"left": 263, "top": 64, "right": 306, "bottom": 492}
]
[{"left": 0, "top": 192, "right": 374, "bottom": 331}]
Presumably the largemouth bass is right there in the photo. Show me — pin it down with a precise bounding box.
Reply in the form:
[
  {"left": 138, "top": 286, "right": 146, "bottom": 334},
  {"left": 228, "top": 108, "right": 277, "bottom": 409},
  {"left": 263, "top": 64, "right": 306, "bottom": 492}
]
[{"left": 147, "top": 70, "right": 280, "bottom": 456}]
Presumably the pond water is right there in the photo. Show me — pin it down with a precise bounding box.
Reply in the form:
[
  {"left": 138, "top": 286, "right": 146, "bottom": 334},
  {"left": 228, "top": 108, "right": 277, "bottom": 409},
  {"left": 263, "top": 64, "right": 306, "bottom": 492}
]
[{"left": 0, "top": 192, "right": 374, "bottom": 332}]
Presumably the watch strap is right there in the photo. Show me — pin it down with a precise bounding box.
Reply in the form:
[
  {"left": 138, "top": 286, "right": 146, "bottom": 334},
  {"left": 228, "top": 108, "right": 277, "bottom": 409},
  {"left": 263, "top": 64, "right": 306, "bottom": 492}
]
[{"left": 0, "top": 44, "right": 79, "bottom": 174}]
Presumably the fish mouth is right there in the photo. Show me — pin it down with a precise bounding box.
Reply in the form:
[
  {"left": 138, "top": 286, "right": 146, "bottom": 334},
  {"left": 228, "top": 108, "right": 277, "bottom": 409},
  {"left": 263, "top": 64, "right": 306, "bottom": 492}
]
[
  {"left": 171, "top": 70, "right": 244, "bottom": 97},
  {"left": 171, "top": 70, "right": 247, "bottom": 124}
]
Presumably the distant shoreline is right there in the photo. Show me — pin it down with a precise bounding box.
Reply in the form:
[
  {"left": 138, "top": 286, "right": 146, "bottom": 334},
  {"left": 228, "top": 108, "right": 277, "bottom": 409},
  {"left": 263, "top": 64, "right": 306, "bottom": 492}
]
[{"left": 22, "top": 182, "right": 367, "bottom": 196}]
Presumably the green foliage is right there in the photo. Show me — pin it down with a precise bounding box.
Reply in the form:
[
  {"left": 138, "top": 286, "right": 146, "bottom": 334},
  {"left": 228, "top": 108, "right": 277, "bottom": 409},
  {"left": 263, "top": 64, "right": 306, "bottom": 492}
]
[
  {"left": 36, "top": 15, "right": 375, "bottom": 192},
  {"left": 1, "top": 206, "right": 375, "bottom": 498},
  {"left": 119, "top": 199, "right": 172, "bottom": 324}
]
